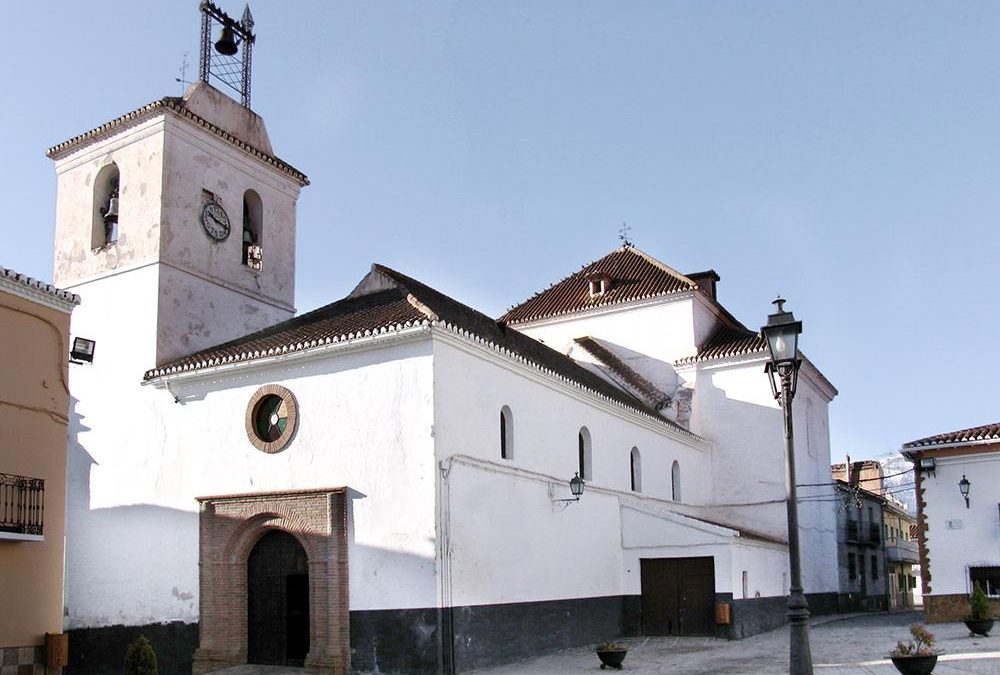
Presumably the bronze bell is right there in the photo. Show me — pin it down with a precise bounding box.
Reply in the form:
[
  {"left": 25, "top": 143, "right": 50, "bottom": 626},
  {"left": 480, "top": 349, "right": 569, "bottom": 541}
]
[
  {"left": 214, "top": 24, "right": 238, "bottom": 56},
  {"left": 103, "top": 195, "right": 119, "bottom": 224}
]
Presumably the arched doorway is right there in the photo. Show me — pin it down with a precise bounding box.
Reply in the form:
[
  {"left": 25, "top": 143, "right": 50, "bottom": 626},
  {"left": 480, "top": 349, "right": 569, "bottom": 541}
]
[{"left": 247, "top": 530, "right": 310, "bottom": 666}]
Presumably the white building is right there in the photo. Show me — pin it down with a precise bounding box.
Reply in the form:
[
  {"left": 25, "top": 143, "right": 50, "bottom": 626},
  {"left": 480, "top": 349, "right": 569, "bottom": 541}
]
[
  {"left": 902, "top": 423, "right": 1000, "bottom": 622},
  {"left": 49, "top": 36, "right": 840, "bottom": 675}
]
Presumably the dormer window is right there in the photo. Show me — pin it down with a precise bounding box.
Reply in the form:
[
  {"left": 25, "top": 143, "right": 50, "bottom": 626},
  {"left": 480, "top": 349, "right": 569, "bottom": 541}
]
[{"left": 586, "top": 273, "right": 612, "bottom": 298}]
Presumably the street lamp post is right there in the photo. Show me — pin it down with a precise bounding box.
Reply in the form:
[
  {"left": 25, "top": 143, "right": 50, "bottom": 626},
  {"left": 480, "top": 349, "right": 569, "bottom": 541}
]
[{"left": 761, "top": 297, "right": 813, "bottom": 675}]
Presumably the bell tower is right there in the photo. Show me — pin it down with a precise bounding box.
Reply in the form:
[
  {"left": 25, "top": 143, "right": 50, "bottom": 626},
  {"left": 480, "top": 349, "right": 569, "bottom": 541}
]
[
  {"left": 56, "top": 3, "right": 310, "bottom": 640},
  {"left": 49, "top": 2, "right": 308, "bottom": 366}
]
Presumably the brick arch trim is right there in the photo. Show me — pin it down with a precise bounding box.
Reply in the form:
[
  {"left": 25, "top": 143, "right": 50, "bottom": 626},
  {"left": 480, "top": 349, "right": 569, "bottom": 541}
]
[{"left": 193, "top": 488, "right": 350, "bottom": 675}]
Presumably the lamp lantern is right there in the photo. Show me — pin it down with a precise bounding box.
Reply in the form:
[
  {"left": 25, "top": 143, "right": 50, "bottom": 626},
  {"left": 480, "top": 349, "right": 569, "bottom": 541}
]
[
  {"left": 762, "top": 297, "right": 803, "bottom": 399},
  {"left": 959, "top": 475, "right": 970, "bottom": 508},
  {"left": 570, "top": 472, "right": 585, "bottom": 498}
]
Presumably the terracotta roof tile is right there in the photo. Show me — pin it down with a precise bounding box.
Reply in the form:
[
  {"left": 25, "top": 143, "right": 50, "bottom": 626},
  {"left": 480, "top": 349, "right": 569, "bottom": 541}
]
[
  {"left": 902, "top": 422, "right": 1000, "bottom": 449},
  {"left": 145, "top": 265, "right": 695, "bottom": 437},
  {"left": 573, "top": 337, "right": 671, "bottom": 410},
  {"left": 674, "top": 326, "right": 767, "bottom": 366},
  {"left": 46, "top": 97, "right": 308, "bottom": 186},
  {"left": 500, "top": 246, "right": 698, "bottom": 325}
]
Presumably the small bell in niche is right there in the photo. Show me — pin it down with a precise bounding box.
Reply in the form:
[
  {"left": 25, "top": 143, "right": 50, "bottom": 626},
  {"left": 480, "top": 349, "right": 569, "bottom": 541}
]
[
  {"left": 215, "top": 24, "right": 238, "bottom": 55},
  {"left": 100, "top": 179, "right": 120, "bottom": 243}
]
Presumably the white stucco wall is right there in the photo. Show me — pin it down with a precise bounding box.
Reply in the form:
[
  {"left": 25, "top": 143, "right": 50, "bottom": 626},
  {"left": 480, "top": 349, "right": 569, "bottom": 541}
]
[
  {"left": 921, "top": 451, "right": 1000, "bottom": 597},
  {"left": 682, "top": 358, "right": 839, "bottom": 594},
  {"left": 516, "top": 297, "right": 700, "bottom": 367},
  {"left": 429, "top": 333, "right": 763, "bottom": 608},
  {"left": 65, "top": 334, "right": 437, "bottom": 629}
]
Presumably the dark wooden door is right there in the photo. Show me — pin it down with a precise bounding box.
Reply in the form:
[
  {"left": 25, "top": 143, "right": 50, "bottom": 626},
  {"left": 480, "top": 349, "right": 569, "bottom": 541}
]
[
  {"left": 247, "top": 530, "right": 310, "bottom": 666},
  {"left": 640, "top": 557, "right": 715, "bottom": 636}
]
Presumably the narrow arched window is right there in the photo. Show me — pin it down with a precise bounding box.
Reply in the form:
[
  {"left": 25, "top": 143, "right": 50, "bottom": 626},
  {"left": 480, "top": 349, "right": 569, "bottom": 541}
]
[
  {"left": 630, "top": 447, "right": 642, "bottom": 493},
  {"left": 671, "top": 460, "right": 681, "bottom": 501},
  {"left": 499, "top": 406, "right": 513, "bottom": 460},
  {"left": 578, "top": 427, "right": 592, "bottom": 481},
  {"left": 242, "top": 189, "right": 263, "bottom": 269},
  {"left": 93, "top": 163, "right": 120, "bottom": 248}
]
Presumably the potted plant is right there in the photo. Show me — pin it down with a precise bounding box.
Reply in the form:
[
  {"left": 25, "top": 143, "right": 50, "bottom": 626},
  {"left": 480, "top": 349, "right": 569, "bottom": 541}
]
[
  {"left": 965, "top": 581, "right": 994, "bottom": 637},
  {"left": 890, "top": 623, "right": 939, "bottom": 675},
  {"left": 593, "top": 641, "right": 629, "bottom": 670}
]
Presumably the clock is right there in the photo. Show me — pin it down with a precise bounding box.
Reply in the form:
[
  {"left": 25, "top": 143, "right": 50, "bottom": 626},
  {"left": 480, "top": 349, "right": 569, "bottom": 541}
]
[
  {"left": 245, "top": 385, "right": 298, "bottom": 453},
  {"left": 200, "top": 201, "right": 231, "bottom": 241}
]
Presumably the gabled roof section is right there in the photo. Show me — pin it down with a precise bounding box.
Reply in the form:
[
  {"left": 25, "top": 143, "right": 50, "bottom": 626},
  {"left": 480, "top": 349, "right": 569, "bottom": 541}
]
[
  {"left": 46, "top": 88, "right": 308, "bottom": 186},
  {"left": 902, "top": 422, "right": 1000, "bottom": 449},
  {"left": 500, "top": 245, "right": 698, "bottom": 325},
  {"left": 573, "top": 337, "right": 671, "bottom": 411},
  {"left": 674, "top": 325, "right": 767, "bottom": 366},
  {"left": 144, "top": 264, "right": 696, "bottom": 436}
]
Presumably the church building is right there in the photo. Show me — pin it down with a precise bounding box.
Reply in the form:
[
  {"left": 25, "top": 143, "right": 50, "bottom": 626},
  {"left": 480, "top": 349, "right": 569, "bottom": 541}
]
[{"left": 49, "top": 5, "right": 839, "bottom": 675}]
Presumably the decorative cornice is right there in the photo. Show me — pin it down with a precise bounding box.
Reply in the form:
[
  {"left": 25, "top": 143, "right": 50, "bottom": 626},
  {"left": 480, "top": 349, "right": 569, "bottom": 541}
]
[
  {"left": 46, "top": 97, "right": 308, "bottom": 186},
  {"left": 0, "top": 266, "right": 80, "bottom": 313}
]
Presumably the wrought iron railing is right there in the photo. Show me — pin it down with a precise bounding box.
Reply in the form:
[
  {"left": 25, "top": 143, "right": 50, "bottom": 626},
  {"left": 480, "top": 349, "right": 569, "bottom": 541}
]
[
  {"left": 0, "top": 473, "right": 44, "bottom": 535},
  {"left": 846, "top": 520, "right": 881, "bottom": 546}
]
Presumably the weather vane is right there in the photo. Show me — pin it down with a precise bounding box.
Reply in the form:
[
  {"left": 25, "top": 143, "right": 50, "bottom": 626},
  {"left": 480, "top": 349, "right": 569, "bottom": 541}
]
[
  {"left": 618, "top": 222, "right": 633, "bottom": 247},
  {"left": 198, "top": 1, "right": 255, "bottom": 108}
]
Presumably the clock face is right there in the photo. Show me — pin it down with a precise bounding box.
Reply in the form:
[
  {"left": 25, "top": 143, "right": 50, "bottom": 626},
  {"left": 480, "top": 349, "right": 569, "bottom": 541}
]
[
  {"left": 245, "top": 385, "right": 298, "bottom": 453},
  {"left": 201, "top": 201, "right": 231, "bottom": 241}
]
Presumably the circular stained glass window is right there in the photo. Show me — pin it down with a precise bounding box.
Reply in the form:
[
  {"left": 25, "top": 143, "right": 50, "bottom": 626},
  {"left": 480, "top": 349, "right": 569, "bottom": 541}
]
[{"left": 245, "top": 385, "right": 298, "bottom": 453}]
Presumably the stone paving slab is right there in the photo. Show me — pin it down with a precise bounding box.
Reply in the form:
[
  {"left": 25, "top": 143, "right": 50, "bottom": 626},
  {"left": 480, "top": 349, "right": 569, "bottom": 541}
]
[{"left": 468, "top": 611, "right": 1000, "bottom": 675}]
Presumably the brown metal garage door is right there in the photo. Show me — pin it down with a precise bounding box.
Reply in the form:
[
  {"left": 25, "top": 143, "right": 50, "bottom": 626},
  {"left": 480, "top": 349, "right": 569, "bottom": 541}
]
[{"left": 640, "top": 556, "right": 715, "bottom": 636}]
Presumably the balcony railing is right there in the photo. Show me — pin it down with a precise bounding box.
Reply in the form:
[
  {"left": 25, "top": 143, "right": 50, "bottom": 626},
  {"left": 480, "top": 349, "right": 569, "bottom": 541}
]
[
  {"left": 886, "top": 538, "right": 919, "bottom": 564},
  {"left": 846, "top": 521, "right": 881, "bottom": 546},
  {"left": 0, "top": 473, "right": 44, "bottom": 536}
]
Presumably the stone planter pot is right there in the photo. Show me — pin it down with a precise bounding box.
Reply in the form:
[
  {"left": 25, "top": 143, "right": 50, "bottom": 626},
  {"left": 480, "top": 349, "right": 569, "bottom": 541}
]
[
  {"left": 964, "top": 618, "right": 994, "bottom": 637},
  {"left": 890, "top": 654, "right": 938, "bottom": 675},
  {"left": 595, "top": 649, "right": 628, "bottom": 670}
]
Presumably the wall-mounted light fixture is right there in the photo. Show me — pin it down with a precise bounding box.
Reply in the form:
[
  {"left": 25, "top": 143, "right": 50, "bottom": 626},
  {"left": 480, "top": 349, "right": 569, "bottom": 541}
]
[
  {"left": 70, "top": 337, "right": 96, "bottom": 364},
  {"left": 959, "top": 475, "right": 970, "bottom": 509},
  {"left": 553, "top": 473, "right": 585, "bottom": 503},
  {"left": 918, "top": 457, "right": 936, "bottom": 477}
]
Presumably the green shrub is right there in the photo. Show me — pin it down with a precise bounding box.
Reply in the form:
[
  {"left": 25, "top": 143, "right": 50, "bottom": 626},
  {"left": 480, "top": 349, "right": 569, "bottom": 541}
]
[
  {"left": 124, "top": 635, "right": 158, "bottom": 675},
  {"left": 970, "top": 581, "right": 991, "bottom": 620}
]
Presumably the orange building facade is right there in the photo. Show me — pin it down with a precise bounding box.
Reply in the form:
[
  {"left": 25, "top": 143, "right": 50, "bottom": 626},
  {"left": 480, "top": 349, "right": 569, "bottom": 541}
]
[{"left": 0, "top": 267, "right": 78, "bottom": 674}]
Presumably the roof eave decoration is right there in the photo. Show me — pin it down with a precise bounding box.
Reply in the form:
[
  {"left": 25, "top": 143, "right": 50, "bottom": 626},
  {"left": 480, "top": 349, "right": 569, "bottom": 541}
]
[
  {"left": 0, "top": 265, "right": 80, "bottom": 311},
  {"left": 902, "top": 422, "right": 1000, "bottom": 450},
  {"left": 46, "top": 97, "right": 309, "bottom": 186}
]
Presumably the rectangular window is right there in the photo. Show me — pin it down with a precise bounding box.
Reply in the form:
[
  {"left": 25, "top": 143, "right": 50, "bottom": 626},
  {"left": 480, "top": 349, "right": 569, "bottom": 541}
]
[
  {"left": 871, "top": 555, "right": 878, "bottom": 580},
  {"left": 859, "top": 554, "right": 866, "bottom": 580},
  {"left": 970, "top": 566, "right": 1000, "bottom": 597},
  {"left": 848, "top": 553, "right": 857, "bottom": 581},
  {"left": 742, "top": 571, "right": 748, "bottom": 599}
]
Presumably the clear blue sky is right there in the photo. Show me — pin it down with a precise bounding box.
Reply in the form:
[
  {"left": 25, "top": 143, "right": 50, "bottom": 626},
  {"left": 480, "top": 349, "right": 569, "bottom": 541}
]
[{"left": 3, "top": 2, "right": 998, "bottom": 459}]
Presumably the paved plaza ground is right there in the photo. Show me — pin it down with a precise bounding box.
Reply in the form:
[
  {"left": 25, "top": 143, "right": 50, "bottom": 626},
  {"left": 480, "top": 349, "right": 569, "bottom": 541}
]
[{"left": 467, "top": 611, "right": 1000, "bottom": 675}]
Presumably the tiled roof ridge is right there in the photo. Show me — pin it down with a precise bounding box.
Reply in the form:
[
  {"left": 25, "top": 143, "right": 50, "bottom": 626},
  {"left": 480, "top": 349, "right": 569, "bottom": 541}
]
[
  {"left": 432, "top": 320, "right": 694, "bottom": 436},
  {"left": 146, "top": 263, "right": 697, "bottom": 438},
  {"left": 0, "top": 265, "right": 80, "bottom": 306},
  {"left": 144, "top": 288, "right": 424, "bottom": 379},
  {"left": 902, "top": 422, "right": 1000, "bottom": 449},
  {"left": 501, "top": 245, "right": 699, "bottom": 325},
  {"left": 573, "top": 336, "right": 671, "bottom": 410},
  {"left": 674, "top": 324, "right": 767, "bottom": 366},
  {"left": 46, "top": 97, "right": 309, "bottom": 186}
]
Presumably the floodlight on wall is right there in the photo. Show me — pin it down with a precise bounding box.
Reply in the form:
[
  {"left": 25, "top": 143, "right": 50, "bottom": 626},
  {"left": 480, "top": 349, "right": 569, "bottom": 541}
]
[
  {"left": 70, "top": 337, "right": 96, "bottom": 364},
  {"left": 553, "top": 473, "right": 585, "bottom": 503},
  {"left": 959, "top": 475, "right": 970, "bottom": 509}
]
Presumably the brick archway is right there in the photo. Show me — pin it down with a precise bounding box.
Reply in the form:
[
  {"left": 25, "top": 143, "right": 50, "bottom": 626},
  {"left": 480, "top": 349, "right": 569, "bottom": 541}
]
[{"left": 192, "top": 488, "right": 349, "bottom": 675}]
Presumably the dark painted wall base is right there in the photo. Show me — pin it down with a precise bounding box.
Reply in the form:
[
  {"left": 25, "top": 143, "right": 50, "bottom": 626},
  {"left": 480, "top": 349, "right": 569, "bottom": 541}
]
[
  {"left": 67, "top": 622, "right": 198, "bottom": 675},
  {"left": 65, "top": 592, "right": 832, "bottom": 675}
]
